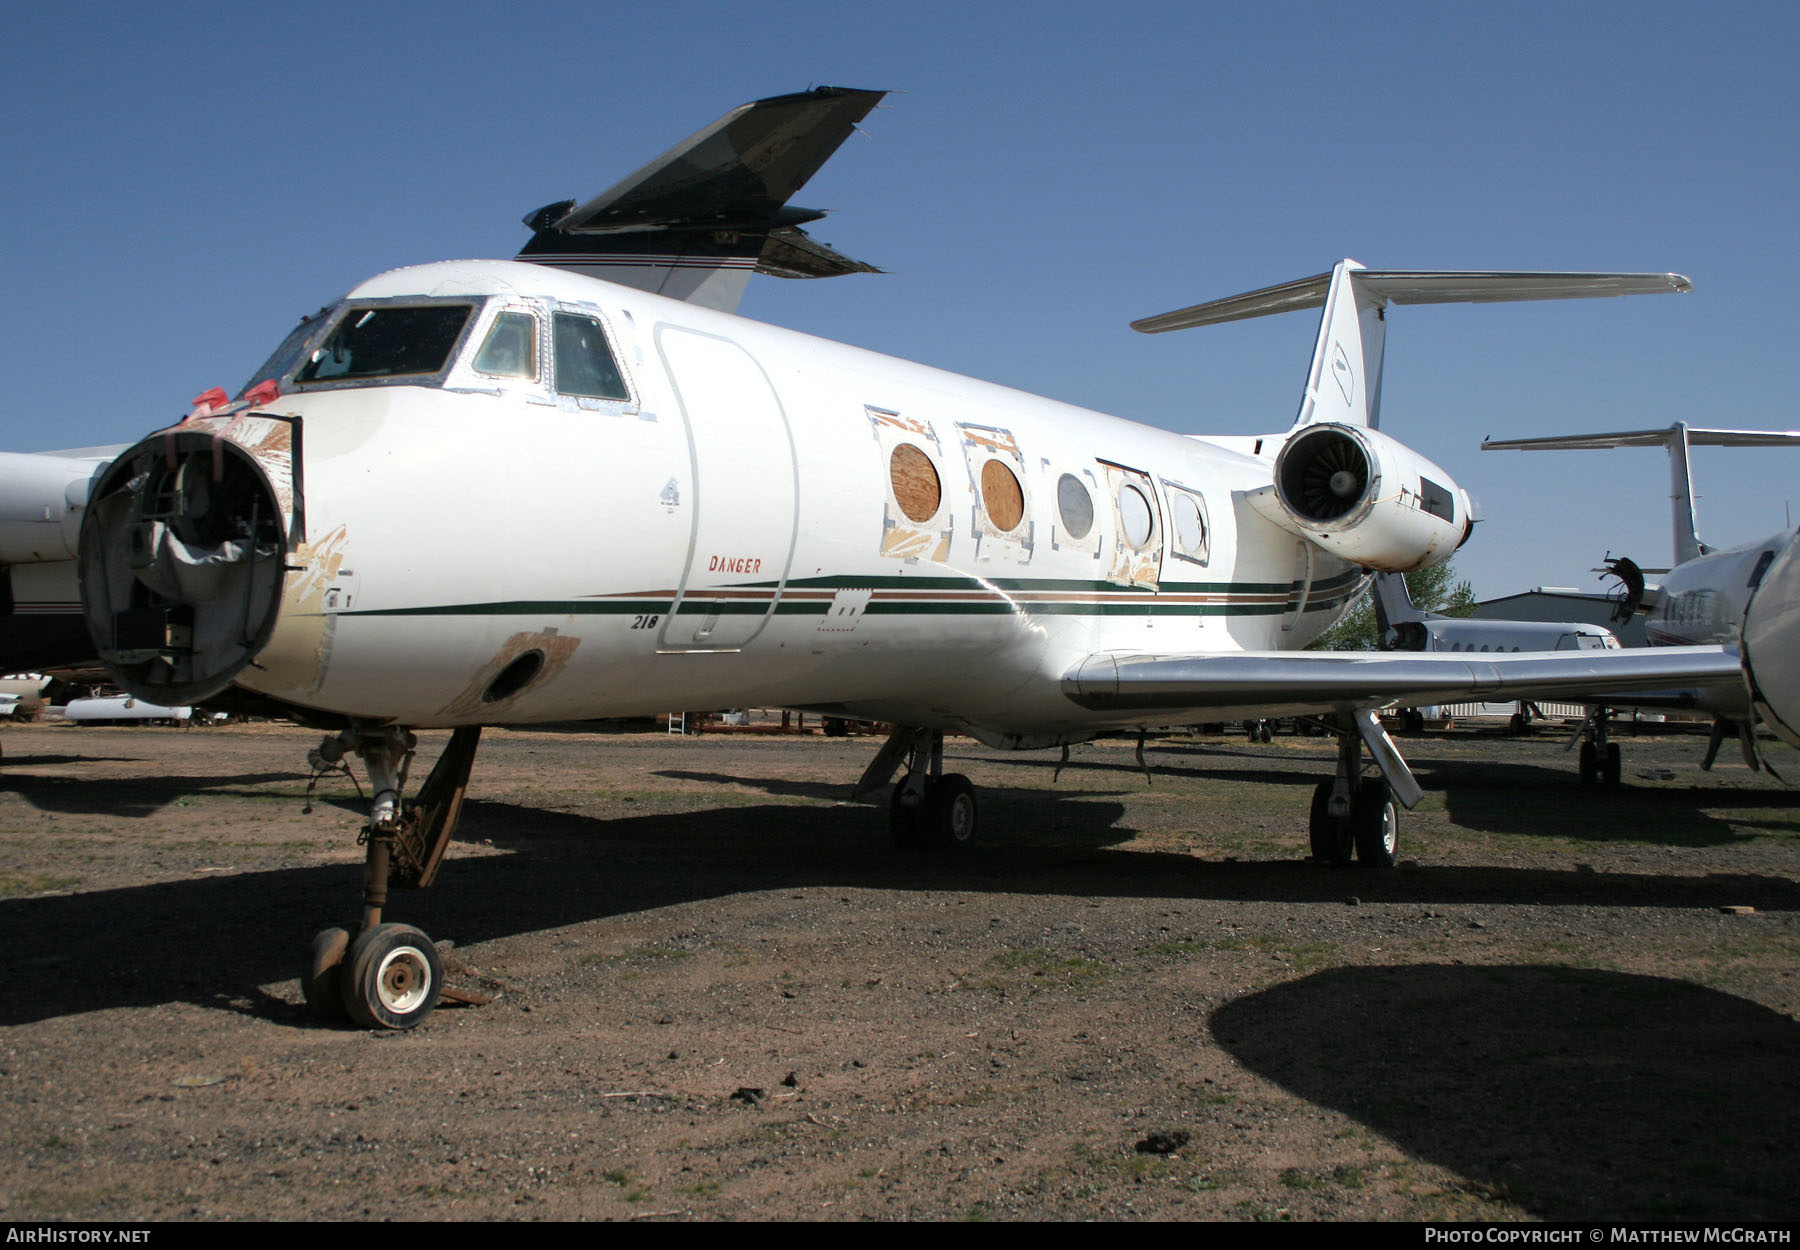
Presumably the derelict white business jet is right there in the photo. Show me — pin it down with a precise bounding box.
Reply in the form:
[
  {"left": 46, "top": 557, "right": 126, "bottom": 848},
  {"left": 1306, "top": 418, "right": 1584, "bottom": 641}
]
[
  {"left": 1485, "top": 422, "right": 1800, "bottom": 772},
  {"left": 70, "top": 88, "right": 1784, "bottom": 1028}
]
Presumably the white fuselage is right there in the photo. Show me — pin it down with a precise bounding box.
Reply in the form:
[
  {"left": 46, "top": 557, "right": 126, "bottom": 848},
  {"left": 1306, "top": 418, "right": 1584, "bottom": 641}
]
[
  {"left": 1645, "top": 535, "right": 1789, "bottom": 649},
  {"left": 210, "top": 261, "right": 1364, "bottom": 743}
]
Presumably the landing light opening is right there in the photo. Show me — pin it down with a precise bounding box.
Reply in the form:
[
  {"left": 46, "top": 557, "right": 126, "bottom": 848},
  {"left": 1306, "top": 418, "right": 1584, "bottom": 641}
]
[{"left": 483, "top": 650, "right": 545, "bottom": 702}]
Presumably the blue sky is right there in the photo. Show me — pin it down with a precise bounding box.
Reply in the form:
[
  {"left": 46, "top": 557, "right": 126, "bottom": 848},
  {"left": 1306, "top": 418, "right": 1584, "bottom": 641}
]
[{"left": 3, "top": 1, "right": 1794, "bottom": 598}]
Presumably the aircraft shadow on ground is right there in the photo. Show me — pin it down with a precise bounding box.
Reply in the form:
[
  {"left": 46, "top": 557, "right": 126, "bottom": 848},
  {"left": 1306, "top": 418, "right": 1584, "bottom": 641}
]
[
  {"left": 651, "top": 768, "right": 863, "bottom": 802},
  {"left": 2, "top": 796, "right": 1797, "bottom": 1028},
  {"left": 994, "top": 747, "right": 1800, "bottom": 849},
  {"left": 1211, "top": 964, "right": 1800, "bottom": 1220},
  {"left": 0, "top": 769, "right": 307, "bottom": 817},
  {"left": 1432, "top": 759, "right": 1800, "bottom": 846},
  {"left": 983, "top": 744, "right": 1331, "bottom": 790}
]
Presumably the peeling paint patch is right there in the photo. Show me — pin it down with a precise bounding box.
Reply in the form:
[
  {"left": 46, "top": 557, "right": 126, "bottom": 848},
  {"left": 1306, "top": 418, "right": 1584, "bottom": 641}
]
[
  {"left": 879, "top": 524, "right": 952, "bottom": 562},
  {"left": 253, "top": 524, "right": 350, "bottom": 695}
]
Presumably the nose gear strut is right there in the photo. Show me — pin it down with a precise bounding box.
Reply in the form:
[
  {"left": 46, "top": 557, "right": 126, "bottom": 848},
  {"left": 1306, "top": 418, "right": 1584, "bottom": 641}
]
[{"left": 301, "top": 726, "right": 482, "bottom": 1028}]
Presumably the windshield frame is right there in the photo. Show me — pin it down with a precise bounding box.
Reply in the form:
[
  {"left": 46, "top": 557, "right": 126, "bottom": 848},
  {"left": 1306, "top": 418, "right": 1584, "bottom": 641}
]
[{"left": 279, "top": 296, "right": 483, "bottom": 395}]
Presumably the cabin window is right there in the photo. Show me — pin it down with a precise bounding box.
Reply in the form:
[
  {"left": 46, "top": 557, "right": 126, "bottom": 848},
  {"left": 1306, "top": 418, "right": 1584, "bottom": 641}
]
[
  {"left": 1056, "top": 473, "right": 1094, "bottom": 541},
  {"left": 889, "top": 443, "right": 941, "bottom": 523},
  {"left": 296, "top": 303, "right": 475, "bottom": 383},
  {"left": 1166, "top": 488, "right": 1211, "bottom": 565},
  {"left": 1118, "top": 483, "right": 1154, "bottom": 550},
  {"left": 553, "top": 312, "right": 629, "bottom": 399},
  {"left": 980, "top": 459, "right": 1025, "bottom": 532},
  {"left": 473, "top": 312, "right": 538, "bottom": 379}
]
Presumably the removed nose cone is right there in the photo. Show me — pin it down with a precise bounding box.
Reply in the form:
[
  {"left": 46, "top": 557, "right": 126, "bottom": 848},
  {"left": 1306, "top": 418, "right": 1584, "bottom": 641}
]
[
  {"left": 79, "top": 430, "right": 290, "bottom": 706},
  {"left": 1740, "top": 529, "right": 1800, "bottom": 749}
]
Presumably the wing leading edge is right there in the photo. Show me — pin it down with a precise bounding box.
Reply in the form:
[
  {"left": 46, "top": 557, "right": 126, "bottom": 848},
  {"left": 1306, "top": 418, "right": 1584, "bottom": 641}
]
[
  {"left": 1063, "top": 646, "right": 1744, "bottom": 812},
  {"left": 1064, "top": 646, "right": 1744, "bottom": 716}
]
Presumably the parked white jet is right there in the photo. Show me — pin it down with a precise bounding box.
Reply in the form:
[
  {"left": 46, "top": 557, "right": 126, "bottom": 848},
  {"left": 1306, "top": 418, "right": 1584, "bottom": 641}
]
[
  {"left": 1368, "top": 571, "right": 1629, "bottom": 776},
  {"left": 1483, "top": 423, "right": 1800, "bottom": 771},
  {"left": 71, "top": 89, "right": 1778, "bottom": 1029}
]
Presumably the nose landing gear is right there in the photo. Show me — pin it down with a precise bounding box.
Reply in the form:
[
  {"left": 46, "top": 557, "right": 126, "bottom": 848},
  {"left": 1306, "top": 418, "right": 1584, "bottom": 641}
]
[{"left": 303, "top": 726, "right": 481, "bottom": 1029}]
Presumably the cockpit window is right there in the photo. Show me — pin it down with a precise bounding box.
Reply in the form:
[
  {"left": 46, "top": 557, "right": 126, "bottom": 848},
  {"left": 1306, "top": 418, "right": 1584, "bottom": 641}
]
[
  {"left": 295, "top": 303, "right": 474, "bottom": 383},
  {"left": 553, "top": 312, "right": 628, "bottom": 400},
  {"left": 239, "top": 306, "right": 332, "bottom": 397},
  {"left": 473, "top": 312, "right": 538, "bottom": 379}
]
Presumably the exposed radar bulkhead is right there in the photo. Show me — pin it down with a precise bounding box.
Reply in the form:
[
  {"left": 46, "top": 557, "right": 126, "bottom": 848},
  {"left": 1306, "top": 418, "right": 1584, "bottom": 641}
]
[{"left": 79, "top": 431, "right": 290, "bottom": 706}]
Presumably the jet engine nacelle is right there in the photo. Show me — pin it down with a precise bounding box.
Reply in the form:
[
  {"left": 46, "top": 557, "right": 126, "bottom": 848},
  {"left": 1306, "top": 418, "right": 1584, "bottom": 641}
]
[
  {"left": 1740, "top": 528, "right": 1800, "bottom": 749},
  {"left": 0, "top": 452, "right": 113, "bottom": 564},
  {"left": 1246, "top": 423, "right": 1473, "bottom": 572}
]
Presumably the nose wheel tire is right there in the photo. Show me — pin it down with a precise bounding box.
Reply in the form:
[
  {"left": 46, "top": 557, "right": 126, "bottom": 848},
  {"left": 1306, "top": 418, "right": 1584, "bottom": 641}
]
[
  {"left": 303, "top": 926, "right": 354, "bottom": 1020},
  {"left": 339, "top": 923, "right": 443, "bottom": 1030}
]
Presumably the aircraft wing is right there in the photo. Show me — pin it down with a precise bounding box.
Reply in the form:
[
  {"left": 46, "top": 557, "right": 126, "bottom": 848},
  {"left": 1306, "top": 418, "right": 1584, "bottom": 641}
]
[
  {"left": 1063, "top": 645, "right": 1744, "bottom": 716},
  {"left": 550, "top": 87, "right": 884, "bottom": 233},
  {"left": 517, "top": 86, "right": 885, "bottom": 310}
]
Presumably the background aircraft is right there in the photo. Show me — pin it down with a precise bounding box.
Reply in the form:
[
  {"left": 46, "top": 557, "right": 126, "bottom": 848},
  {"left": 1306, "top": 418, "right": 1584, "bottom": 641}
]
[
  {"left": 1484, "top": 423, "right": 1800, "bottom": 772},
  {"left": 64, "top": 91, "right": 1771, "bottom": 1030}
]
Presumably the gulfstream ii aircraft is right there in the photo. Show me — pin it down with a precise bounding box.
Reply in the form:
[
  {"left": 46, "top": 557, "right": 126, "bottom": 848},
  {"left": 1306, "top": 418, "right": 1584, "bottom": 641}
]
[{"left": 73, "top": 88, "right": 1784, "bottom": 1029}]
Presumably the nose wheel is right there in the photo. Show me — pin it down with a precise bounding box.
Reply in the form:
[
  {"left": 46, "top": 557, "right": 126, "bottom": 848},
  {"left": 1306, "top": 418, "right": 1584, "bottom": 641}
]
[{"left": 301, "top": 727, "right": 480, "bottom": 1029}]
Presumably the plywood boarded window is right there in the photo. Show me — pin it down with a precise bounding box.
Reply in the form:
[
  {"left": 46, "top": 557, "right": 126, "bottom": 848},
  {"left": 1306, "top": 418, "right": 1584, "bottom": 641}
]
[
  {"left": 890, "top": 443, "right": 941, "bottom": 523},
  {"left": 868, "top": 407, "right": 953, "bottom": 563},
  {"left": 956, "top": 423, "right": 1033, "bottom": 564},
  {"left": 981, "top": 459, "right": 1025, "bottom": 532}
]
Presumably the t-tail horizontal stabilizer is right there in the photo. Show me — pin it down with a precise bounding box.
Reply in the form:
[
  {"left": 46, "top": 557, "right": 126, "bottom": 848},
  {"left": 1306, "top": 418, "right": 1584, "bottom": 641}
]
[
  {"left": 1133, "top": 263, "right": 1691, "bottom": 430},
  {"left": 517, "top": 86, "right": 886, "bottom": 313},
  {"left": 1483, "top": 423, "right": 1800, "bottom": 567}
]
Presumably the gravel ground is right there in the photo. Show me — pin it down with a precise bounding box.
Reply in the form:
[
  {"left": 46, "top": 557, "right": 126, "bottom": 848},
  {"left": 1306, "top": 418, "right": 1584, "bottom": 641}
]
[{"left": 1, "top": 719, "right": 1796, "bottom": 1221}]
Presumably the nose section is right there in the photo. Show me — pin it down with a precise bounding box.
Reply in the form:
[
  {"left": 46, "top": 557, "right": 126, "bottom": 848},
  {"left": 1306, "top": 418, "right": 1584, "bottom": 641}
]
[
  {"left": 1740, "top": 528, "right": 1800, "bottom": 749},
  {"left": 79, "top": 425, "right": 292, "bottom": 705}
]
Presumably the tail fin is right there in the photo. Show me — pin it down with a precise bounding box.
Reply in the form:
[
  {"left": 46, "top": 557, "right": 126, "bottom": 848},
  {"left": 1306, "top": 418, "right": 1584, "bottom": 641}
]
[
  {"left": 1373, "top": 571, "right": 1430, "bottom": 650},
  {"left": 1133, "top": 264, "right": 1691, "bottom": 431},
  {"left": 1483, "top": 423, "right": 1800, "bottom": 566},
  {"left": 517, "top": 86, "right": 885, "bottom": 313}
]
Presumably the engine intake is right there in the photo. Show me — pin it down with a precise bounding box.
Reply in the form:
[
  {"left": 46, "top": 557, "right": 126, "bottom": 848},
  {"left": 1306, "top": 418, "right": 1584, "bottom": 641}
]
[{"left": 1249, "top": 423, "right": 1472, "bottom": 572}]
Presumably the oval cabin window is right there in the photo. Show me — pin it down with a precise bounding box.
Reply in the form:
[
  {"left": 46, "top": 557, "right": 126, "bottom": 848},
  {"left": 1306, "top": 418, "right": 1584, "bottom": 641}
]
[
  {"left": 889, "top": 444, "right": 941, "bottom": 523},
  {"left": 981, "top": 459, "right": 1025, "bottom": 532},
  {"left": 1171, "top": 493, "right": 1208, "bottom": 562},
  {"left": 1119, "top": 483, "right": 1154, "bottom": 550},
  {"left": 1057, "top": 473, "right": 1094, "bottom": 540}
]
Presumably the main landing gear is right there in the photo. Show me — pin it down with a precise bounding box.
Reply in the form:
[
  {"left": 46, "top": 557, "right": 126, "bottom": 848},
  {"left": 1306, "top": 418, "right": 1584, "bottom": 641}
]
[
  {"left": 855, "top": 726, "right": 978, "bottom": 849},
  {"left": 1573, "top": 708, "right": 1622, "bottom": 787},
  {"left": 303, "top": 726, "right": 481, "bottom": 1029},
  {"left": 1308, "top": 713, "right": 1400, "bottom": 868}
]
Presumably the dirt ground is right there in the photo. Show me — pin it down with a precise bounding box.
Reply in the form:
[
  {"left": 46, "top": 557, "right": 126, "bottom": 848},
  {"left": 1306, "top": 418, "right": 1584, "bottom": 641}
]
[{"left": 1, "top": 717, "right": 1796, "bottom": 1222}]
